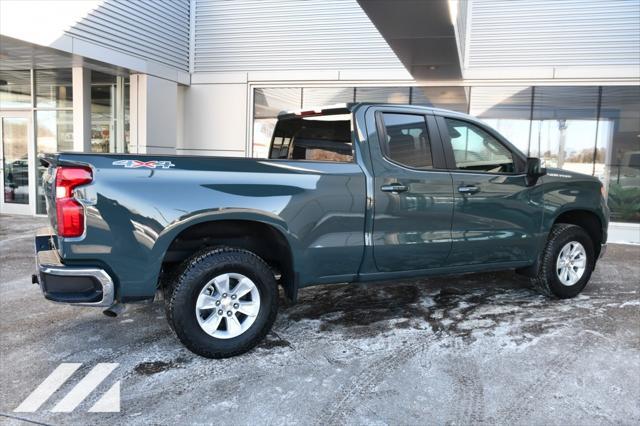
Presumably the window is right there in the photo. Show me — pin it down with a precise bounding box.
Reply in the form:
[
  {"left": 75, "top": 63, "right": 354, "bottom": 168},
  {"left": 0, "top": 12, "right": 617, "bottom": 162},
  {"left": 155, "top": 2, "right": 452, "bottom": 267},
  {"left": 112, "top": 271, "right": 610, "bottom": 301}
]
[
  {"left": 268, "top": 114, "right": 353, "bottom": 162},
  {"left": 381, "top": 113, "right": 433, "bottom": 169},
  {"left": 445, "top": 118, "right": 515, "bottom": 173},
  {"left": 0, "top": 70, "right": 31, "bottom": 108},
  {"left": 530, "top": 86, "right": 599, "bottom": 174},
  {"left": 470, "top": 86, "right": 533, "bottom": 154}
]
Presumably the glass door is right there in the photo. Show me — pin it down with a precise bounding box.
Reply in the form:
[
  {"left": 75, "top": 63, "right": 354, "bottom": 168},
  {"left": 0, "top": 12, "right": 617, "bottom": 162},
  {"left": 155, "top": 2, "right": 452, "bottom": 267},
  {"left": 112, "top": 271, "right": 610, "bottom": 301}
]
[{"left": 0, "top": 111, "right": 34, "bottom": 215}]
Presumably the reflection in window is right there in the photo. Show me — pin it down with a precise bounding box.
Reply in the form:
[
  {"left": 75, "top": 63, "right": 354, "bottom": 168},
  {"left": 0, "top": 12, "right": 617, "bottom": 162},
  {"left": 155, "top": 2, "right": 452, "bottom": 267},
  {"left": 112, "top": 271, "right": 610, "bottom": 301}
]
[
  {"left": 302, "top": 87, "right": 354, "bottom": 109},
  {"left": 90, "top": 71, "right": 129, "bottom": 153},
  {"left": 381, "top": 113, "right": 433, "bottom": 169},
  {"left": 0, "top": 70, "right": 31, "bottom": 108},
  {"left": 598, "top": 86, "right": 640, "bottom": 223},
  {"left": 355, "top": 87, "right": 409, "bottom": 103},
  {"left": 530, "top": 86, "right": 599, "bottom": 175},
  {"left": 2, "top": 118, "right": 30, "bottom": 204},
  {"left": 470, "top": 86, "right": 532, "bottom": 155},
  {"left": 253, "top": 118, "right": 277, "bottom": 158},
  {"left": 412, "top": 86, "right": 469, "bottom": 113},
  {"left": 254, "top": 88, "right": 301, "bottom": 118},
  {"left": 35, "top": 69, "right": 73, "bottom": 109},
  {"left": 36, "top": 110, "right": 73, "bottom": 213},
  {"left": 445, "top": 118, "right": 515, "bottom": 173}
]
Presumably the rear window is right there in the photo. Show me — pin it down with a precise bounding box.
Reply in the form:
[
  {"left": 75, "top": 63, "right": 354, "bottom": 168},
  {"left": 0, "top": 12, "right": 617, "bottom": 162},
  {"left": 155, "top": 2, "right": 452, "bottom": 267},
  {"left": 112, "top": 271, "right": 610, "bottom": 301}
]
[{"left": 269, "top": 114, "right": 353, "bottom": 162}]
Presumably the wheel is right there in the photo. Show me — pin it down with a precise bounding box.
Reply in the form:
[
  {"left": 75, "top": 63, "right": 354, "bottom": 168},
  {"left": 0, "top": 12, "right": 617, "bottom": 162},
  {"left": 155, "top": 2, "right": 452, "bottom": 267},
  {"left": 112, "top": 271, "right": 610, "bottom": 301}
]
[
  {"left": 530, "top": 223, "right": 595, "bottom": 299},
  {"left": 166, "top": 247, "right": 278, "bottom": 358}
]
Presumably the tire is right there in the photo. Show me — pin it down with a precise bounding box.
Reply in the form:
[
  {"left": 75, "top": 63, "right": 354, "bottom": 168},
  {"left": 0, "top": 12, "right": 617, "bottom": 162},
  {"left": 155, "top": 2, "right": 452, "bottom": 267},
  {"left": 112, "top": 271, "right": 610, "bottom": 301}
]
[
  {"left": 166, "top": 247, "right": 278, "bottom": 358},
  {"left": 530, "top": 223, "right": 595, "bottom": 299}
]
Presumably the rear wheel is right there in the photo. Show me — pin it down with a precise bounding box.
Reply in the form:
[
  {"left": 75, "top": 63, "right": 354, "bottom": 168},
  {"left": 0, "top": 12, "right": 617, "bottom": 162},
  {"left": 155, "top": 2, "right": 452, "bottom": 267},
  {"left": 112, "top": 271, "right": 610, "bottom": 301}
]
[
  {"left": 166, "top": 247, "right": 278, "bottom": 358},
  {"left": 530, "top": 224, "right": 595, "bottom": 299}
]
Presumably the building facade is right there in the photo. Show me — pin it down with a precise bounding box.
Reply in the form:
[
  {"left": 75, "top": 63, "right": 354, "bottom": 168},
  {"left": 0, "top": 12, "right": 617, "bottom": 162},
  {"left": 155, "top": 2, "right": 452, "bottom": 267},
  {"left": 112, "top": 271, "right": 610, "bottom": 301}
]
[{"left": 1, "top": 0, "right": 638, "bottom": 242}]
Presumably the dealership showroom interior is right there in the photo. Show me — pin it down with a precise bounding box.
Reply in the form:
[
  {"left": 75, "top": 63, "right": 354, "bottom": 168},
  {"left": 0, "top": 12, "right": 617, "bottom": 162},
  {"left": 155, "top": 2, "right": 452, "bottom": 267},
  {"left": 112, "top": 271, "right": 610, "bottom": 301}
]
[{"left": 0, "top": 0, "right": 639, "bottom": 425}]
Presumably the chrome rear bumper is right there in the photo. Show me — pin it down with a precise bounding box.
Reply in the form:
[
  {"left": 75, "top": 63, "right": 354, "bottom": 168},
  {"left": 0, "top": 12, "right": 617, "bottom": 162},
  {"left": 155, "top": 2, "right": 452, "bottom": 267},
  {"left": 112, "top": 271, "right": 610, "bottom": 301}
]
[{"left": 34, "top": 228, "right": 115, "bottom": 307}]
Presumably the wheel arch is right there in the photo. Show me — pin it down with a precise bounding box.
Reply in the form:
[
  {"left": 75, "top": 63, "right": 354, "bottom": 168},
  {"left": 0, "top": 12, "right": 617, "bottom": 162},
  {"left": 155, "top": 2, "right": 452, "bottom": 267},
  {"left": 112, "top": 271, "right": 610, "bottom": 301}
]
[
  {"left": 155, "top": 212, "right": 298, "bottom": 302},
  {"left": 552, "top": 209, "right": 604, "bottom": 257}
]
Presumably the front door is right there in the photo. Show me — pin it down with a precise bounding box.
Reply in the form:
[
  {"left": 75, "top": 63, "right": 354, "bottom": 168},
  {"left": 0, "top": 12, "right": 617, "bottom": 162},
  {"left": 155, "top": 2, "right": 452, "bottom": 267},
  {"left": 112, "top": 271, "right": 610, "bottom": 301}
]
[
  {"left": 367, "top": 107, "right": 454, "bottom": 272},
  {"left": 436, "top": 115, "right": 544, "bottom": 267},
  {"left": 0, "top": 111, "right": 34, "bottom": 215}
]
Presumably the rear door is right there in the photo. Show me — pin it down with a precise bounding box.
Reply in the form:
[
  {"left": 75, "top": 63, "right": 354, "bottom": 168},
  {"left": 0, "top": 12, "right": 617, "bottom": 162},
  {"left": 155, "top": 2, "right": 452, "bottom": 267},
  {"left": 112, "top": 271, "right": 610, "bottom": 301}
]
[
  {"left": 435, "top": 114, "right": 543, "bottom": 266},
  {"left": 366, "top": 107, "right": 454, "bottom": 272}
]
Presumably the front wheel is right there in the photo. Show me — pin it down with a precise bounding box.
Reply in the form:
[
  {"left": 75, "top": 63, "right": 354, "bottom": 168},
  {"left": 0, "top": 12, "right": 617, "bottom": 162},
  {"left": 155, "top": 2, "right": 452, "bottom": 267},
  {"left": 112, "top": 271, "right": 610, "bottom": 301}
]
[
  {"left": 530, "top": 224, "right": 596, "bottom": 299},
  {"left": 166, "top": 247, "right": 278, "bottom": 358}
]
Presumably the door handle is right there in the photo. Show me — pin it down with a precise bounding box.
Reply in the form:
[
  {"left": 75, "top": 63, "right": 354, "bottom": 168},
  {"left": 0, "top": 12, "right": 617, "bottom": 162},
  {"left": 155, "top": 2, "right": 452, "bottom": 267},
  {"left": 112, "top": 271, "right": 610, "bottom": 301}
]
[
  {"left": 381, "top": 183, "right": 408, "bottom": 193},
  {"left": 458, "top": 185, "right": 479, "bottom": 194}
]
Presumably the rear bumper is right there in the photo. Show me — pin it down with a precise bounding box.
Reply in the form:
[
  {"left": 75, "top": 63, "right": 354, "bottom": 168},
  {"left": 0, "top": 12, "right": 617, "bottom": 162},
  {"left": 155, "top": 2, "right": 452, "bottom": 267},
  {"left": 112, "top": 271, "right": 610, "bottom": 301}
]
[{"left": 34, "top": 228, "right": 115, "bottom": 307}]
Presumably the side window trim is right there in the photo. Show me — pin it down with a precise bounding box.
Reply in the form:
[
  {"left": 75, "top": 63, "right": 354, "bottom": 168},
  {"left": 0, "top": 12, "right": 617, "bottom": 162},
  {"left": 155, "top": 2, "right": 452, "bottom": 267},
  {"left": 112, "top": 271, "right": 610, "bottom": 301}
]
[
  {"left": 374, "top": 110, "right": 448, "bottom": 171},
  {"left": 435, "top": 114, "right": 525, "bottom": 175}
]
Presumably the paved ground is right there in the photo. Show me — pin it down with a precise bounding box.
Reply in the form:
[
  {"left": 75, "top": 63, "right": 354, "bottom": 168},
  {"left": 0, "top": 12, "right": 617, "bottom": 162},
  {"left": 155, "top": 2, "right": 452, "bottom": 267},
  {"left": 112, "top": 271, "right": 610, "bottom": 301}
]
[{"left": 0, "top": 214, "right": 639, "bottom": 425}]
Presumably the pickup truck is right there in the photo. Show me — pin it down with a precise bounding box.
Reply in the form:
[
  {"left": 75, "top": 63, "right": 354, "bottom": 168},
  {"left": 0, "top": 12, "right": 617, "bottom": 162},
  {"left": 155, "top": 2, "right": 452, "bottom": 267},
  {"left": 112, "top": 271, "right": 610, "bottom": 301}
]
[{"left": 34, "top": 103, "right": 608, "bottom": 358}]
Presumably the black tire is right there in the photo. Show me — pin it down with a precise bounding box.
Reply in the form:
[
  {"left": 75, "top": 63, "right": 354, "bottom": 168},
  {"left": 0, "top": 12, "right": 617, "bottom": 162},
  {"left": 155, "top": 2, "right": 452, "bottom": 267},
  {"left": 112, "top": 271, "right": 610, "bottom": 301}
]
[
  {"left": 530, "top": 223, "right": 595, "bottom": 299},
  {"left": 166, "top": 247, "right": 278, "bottom": 358}
]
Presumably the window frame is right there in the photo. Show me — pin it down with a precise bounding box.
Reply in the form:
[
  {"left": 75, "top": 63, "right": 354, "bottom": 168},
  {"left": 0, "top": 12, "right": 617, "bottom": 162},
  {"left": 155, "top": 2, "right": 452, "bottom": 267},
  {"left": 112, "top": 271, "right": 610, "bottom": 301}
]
[
  {"left": 375, "top": 110, "right": 448, "bottom": 171},
  {"left": 435, "top": 113, "right": 527, "bottom": 175}
]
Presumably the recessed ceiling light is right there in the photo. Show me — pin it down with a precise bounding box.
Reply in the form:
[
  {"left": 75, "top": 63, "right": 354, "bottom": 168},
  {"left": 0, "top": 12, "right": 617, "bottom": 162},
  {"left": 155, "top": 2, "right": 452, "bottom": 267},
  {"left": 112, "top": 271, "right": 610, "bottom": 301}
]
[{"left": 428, "top": 65, "right": 438, "bottom": 70}]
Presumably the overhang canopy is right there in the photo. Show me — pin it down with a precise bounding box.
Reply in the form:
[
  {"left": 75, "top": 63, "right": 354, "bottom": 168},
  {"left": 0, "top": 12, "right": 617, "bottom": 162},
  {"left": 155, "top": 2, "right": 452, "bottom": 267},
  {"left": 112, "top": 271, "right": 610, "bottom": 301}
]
[{"left": 357, "top": 0, "right": 462, "bottom": 81}]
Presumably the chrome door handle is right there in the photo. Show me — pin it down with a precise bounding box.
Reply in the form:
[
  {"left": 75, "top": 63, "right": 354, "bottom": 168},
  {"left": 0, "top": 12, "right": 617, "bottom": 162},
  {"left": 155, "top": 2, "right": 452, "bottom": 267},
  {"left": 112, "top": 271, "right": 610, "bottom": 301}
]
[
  {"left": 381, "top": 183, "right": 408, "bottom": 193},
  {"left": 458, "top": 185, "right": 479, "bottom": 194}
]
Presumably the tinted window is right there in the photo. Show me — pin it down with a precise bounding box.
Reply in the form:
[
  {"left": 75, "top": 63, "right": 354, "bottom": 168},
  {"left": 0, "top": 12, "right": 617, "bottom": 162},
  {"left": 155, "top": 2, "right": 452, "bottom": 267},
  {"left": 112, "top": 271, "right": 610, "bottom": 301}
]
[
  {"left": 445, "top": 118, "right": 515, "bottom": 173},
  {"left": 269, "top": 115, "right": 353, "bottom": 162},
  {"left": 381, "top": 113, "right": 433, "bottom": 169}
]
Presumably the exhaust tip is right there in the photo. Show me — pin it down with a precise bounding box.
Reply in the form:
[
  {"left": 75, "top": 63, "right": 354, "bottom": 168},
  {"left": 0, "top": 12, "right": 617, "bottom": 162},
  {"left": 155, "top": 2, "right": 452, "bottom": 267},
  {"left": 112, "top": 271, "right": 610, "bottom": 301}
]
[{"left": 103, "top": 303, "right": 126, "bottom": 317}]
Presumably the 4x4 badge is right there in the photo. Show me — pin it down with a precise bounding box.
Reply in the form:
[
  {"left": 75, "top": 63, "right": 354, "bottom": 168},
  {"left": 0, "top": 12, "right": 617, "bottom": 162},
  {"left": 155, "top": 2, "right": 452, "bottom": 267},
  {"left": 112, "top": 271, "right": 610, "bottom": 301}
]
[{"left": 112, "top": 160, "right": 175, "bottom": 169}]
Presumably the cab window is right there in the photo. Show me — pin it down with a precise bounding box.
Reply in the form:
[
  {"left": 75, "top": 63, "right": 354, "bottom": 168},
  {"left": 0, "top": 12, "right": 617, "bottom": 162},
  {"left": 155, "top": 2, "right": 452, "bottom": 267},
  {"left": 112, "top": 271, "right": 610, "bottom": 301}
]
[
  {"left": 269, "top": 114, "right": 353, "bottom": 162},
  {"left": 444, "top": 118, "right": 516, "bottom": 173},
  {"left": 380, "top": 113, "right": 434, "bottom": 169}
]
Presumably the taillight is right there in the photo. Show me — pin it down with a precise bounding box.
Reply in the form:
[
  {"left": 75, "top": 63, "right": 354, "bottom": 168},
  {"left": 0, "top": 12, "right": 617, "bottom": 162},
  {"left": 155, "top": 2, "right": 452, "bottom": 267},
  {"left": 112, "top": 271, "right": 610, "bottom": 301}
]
[{"left": 55, "top": 166, "right": 93, "bottom": 238}]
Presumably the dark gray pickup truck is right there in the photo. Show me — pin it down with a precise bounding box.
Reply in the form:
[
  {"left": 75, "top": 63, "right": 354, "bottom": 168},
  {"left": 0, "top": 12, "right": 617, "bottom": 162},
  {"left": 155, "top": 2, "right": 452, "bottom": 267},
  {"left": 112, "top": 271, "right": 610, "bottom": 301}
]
[{"left": 35, "top": 103, "right": 608, "bottom": 358}]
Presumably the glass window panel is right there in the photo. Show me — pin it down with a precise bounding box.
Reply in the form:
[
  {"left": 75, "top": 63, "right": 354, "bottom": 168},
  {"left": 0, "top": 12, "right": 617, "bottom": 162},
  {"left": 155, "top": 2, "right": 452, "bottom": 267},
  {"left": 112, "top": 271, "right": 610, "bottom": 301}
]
[
  {"left": 35, "top": 69, "right": 72, "bottom": 109},
  {"left": 270, "top": 115, "right": 352, "bottom": 162},
  {"left": 2, "top": 117, "right": 30, "bottom": 204},
  {"left": 36, "top": 110, "right": 73, "bottom": 213},
  {"left": 598, "top": 86, "right": 640, "bottom": 223},
  {"left": 252, "top": 118, "right": 277, "bottom": 158},
  {"left": 355, "top": 87, "right": 409, "bottom": 103},
  {"left": 91, "top": 71, "right": 116, "bottom": 153},
  {"left": 254, "top": 88, "right": 301, "bottom": 119},
  {"left": 529, "top": 86, "right": 599, "bottom": 175},
  {"left": 470, "top": 86, "right": 532, "bottom": 155},
  {"left": 0, "top": 70, "right": 32, "bottom": 108},
  {"left": 302, "top": 87, "right": 354, "bottom": 109},
  {"left": 445, "top": 118, "right": 515, "bottom": 173},
  {"left": 412, "top": 86, "right": 469, "bottom": 113},
  {"left": 381, "top": 113, "right": 433, "bottom": 169}
]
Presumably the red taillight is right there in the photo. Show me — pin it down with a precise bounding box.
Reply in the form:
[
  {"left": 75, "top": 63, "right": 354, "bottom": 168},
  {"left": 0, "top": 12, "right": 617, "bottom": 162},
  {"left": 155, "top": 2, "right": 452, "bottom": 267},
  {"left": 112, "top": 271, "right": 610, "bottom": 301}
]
[{"left": 55, "top": 166, "right": 93, "bottom": 238}]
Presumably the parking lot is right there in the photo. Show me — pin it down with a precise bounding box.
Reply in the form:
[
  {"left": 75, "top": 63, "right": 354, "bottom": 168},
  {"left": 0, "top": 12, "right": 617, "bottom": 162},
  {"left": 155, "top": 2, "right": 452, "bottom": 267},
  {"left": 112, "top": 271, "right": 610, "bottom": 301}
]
[{"left": 1, "top": 214, "right": 639, "bottom": 425}]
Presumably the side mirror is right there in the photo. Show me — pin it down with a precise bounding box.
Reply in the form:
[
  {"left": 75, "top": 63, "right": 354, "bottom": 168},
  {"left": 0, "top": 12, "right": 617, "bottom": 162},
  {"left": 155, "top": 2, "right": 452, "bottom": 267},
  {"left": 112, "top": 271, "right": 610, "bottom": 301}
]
[{"left": 525, "top": 157, "right": 546, "bottom": 186}]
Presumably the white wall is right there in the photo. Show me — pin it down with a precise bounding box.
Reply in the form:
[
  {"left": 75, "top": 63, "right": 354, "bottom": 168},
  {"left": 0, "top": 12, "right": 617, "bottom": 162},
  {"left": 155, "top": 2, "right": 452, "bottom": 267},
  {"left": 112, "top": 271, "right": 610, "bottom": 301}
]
[
  {"left": 0, "top": 0, "right": 190, "bottom": 84},
  {"left": 181, "top": 84, "right": 248, "bottom": 157},
  {"left": 193, "top": 0, "right": 407, "bottom": 76},
  {"left": 464, "top": 0, "right": 640, "bottom": 80},
  {"left": 130, "top": 75, "right": 179, "bottom": 155}
]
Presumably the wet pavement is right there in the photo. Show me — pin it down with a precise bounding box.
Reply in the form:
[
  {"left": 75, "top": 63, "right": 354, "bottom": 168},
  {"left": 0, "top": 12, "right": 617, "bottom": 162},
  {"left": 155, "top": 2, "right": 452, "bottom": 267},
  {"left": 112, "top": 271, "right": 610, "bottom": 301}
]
[{"left": 1, "top": 214, "right": 639, "bottom": 425}]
